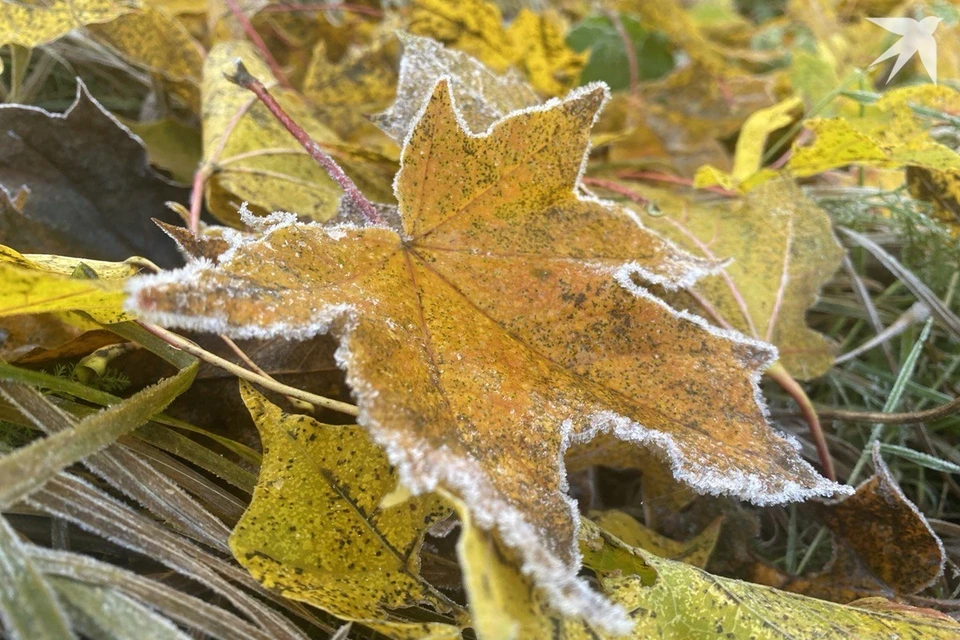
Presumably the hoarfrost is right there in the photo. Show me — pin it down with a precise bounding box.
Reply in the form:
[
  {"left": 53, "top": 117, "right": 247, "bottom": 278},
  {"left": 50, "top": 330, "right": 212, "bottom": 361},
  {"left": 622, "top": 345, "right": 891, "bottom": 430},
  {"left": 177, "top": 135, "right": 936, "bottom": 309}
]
[{"left": 371, "top": 34, "right": 539, "bottom": 143}]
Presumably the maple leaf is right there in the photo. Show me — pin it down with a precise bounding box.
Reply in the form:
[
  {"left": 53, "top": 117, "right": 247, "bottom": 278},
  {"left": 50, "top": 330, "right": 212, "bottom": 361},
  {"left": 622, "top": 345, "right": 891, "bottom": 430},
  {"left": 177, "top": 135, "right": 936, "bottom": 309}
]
[{"left": 130, "top": 79, "right": 844, "bottom": 630}]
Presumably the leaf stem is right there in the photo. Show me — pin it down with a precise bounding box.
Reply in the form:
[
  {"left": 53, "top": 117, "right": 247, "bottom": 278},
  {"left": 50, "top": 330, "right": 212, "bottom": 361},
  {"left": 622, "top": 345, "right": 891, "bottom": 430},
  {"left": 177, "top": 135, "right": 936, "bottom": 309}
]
[
  {"left": 223, "top": 0, "right": 292, "bottom": 90},
  {"left": 766, "top": 361, "right": 835, "bottom": 482},
  {"left": 225, "top": 61, "right": 384, "bottom": 226},
  {"left": 137, "top": 321, "right": 360, "bottom": 417}
]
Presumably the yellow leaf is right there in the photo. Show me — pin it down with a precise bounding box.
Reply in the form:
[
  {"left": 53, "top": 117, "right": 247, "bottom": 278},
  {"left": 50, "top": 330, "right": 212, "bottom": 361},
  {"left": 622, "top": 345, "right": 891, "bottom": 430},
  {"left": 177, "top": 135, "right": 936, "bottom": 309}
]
[
  {"left": 133, "top": 79, "right": 844, "bottom": 631},
  {"left": 88, "top": 6, "right": 205, "bottom": 111},
  {"left": 0, "top": 246, "right": 132, "bottom": 323},
  {"left": 589, "top": 510, "right": 722, "bottom": 569},
  {"left": 637, "top": 178, "right": 844, "bottom": 379},
  {"left": 201, "top": 41, "right": 393, "bottom": 225},
  {"left": 0, "top": 0, "right": 134, "bottom": 48},
  {"left": 694, "top": 97, "right": 803, "bottom": 192},
  {"left": 231, "top": 382, "right": 461, "bottom": 637},
  {"left": 506, "top": 10, "right": 587, "bottom": 96},
  {"left": 732, "top": 96, "right": 803, "bottom": 182},
  {"left": 302, "top": 28, "right": 400, "bottom": 143},
  {"left": 789, "top": 99, "right": 960, "bottom": 177},
  {"left": 407, "top": 0, "right": 516, "bottom": 74}
]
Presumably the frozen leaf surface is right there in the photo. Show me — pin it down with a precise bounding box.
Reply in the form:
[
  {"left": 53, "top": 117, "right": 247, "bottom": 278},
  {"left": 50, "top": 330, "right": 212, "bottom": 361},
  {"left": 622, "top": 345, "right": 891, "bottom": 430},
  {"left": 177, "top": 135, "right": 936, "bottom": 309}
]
[
  {"left": 131, "top": 80, "right": 844, "bottom": 631},
  {"left": 231, "top": 383, "right": 460, "bottom": 638},
  {"left": 371, "top": 34, "right": 538, "bottom": 144}
]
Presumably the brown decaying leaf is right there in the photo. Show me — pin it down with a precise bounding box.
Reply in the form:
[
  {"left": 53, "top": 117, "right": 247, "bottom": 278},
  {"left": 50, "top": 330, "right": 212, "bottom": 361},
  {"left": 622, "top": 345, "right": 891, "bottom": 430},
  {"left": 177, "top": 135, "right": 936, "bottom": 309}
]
[
  {"left": 761, "top": 443, "right": 945, "bottom": 603},
  {"left": 0, "top": 82, "right": 186, "bottom": 267},
  {"left": 130, "top": 79, "right": 845, "bottom": 630}
]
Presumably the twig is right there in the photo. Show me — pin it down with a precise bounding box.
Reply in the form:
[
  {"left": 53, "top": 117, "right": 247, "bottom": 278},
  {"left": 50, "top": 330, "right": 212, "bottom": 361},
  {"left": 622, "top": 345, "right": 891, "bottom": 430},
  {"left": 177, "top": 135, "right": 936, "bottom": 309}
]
[
  {"left": 137, "top": 322, "right": 360, "bottom": 417},
  {"left": 223, "top": 0, "right": 292, "bottom": 90},
  {"left": 618, "top": 170, "right": 738, "bottom": 198},
  {"left": 220, "top": 335, "right": 315, "bottom": 412},
  {"left": 225, "top": 61, "right": 384, "bottom": 226},
  {"left": 816, "top": 395, "right": 960, "bottom": 425},
  {"left": 766, "top": 361, "right": 835, "bottom": 481}
]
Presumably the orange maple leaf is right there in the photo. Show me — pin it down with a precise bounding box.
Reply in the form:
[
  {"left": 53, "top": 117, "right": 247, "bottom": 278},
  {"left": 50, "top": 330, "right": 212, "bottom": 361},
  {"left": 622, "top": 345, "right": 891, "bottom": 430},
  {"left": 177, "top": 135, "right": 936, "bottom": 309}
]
[{"left": 130, "top": 80, "right": 845, "bottom": 631}]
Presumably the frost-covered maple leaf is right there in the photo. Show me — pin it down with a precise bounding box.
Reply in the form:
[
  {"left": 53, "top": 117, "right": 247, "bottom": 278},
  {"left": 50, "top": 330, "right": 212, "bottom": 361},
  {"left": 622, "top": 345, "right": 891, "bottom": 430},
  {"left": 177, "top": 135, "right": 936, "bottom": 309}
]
[{"left": 129, "top": 80, "right": 846, "bottom": 632}]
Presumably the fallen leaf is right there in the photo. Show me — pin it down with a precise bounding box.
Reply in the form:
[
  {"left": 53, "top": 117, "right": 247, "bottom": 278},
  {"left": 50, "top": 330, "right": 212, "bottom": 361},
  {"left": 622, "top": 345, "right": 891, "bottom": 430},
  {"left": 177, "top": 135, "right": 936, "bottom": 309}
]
[
  {"left": 788, "top": 89, "right": 960, "bottom": 178},
  {"left": 636, "top": 178, "right": 844, "bottom": 380},
  {"left": 766, "top": 443, "right": 946, "bottom": 603},
  {"left": 371, "top": 33, "right": 539, "bottom": 145},
  {"left": 594, "top": 522, "right": 960, "bottom": 639},
  {"left": 302, "top": 28, "right": 400, "bottom": 143},
  {"left": 201, "top": 41, "right": 393, "bottom": 225},
  {"left": 407, "top": 0, "right": 516, "bottom": 74},
  {"left": 0, "top": 82, "right": 187, "bottom": 267},
  {"left": 588, "top": 510, "right": 722, "bottom": 569},
  {"left": 695, "top": 96, "right": 803, "bottom": 191},
  {"left": 231, "top": 382, "right": 461, "bottom": 638},
  {"left": 461, "top": 513, "right": 957, "bottom": 639},
  {"left": 0, "top": 0, "right": 134, "bottom": 47},
  {"left": 132, "top": 79, "right": 845, "bottom": 630},
  {"left": 0, "top": 246, "right": 132, "bottom": 324},
  {"left": 88, "top": 5, "right": 205, "bottom": 110},
  {"left": 505, "top": 9, "right": 587, "bottom": 96},
  {"left": 127, "top": 119, "right": 202, "bottom": 184},
  {"left": 906, "top": 166, "right": 960, "bottom": 236}
]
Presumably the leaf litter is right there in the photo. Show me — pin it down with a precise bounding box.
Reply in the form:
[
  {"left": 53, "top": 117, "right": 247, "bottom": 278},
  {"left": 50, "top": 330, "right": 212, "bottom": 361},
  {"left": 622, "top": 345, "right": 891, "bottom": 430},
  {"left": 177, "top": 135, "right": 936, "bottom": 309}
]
[{"left": 2, "top": 2, "right": 960, "bottom": 638}]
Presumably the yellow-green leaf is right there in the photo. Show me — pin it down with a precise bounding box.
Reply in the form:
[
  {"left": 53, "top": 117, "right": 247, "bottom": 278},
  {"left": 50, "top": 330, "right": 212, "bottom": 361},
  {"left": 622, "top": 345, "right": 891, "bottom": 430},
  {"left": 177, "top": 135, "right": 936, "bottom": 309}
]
[
  {"left": 0, "top": 246, "right": 133, "bottom": 324},
  {"left": 695, "top": 96, "right": 804, "bottom": 191},
  {"left": 230, "top": 383, "right": 461, "bottom": 638},
  {"left": 589, "top": 510, "right": 721, "bottom": 569},
  {"left": 638, "top": 178, "right": 844, "bottom": 379},
  {"left": 202, "top": 41, "right": 392, "bottom": 225}
]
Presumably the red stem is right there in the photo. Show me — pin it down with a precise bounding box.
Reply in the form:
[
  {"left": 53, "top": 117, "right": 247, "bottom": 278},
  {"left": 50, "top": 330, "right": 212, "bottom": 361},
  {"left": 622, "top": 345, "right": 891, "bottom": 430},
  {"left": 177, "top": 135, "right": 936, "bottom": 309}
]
[
  {"left": 225, "top": 61, "right": 384, "bottom": 226},
  {"left": 223, "top": 0, "right": 292, "bottom": 90},
  {"left": 259, "top": 2, "right": 382, "bottom": 16},
  {"left": 188, "top": 164, "right": 211, "bottom": 234},
  {"left": 618, "top": 170, "right": 738, "bottom": 198},
  {"left": 766, "top": 361, "right": 835, "bottom": 481},
  {"left": 582, "top": 177, "right": 650, "bottom": 206}
]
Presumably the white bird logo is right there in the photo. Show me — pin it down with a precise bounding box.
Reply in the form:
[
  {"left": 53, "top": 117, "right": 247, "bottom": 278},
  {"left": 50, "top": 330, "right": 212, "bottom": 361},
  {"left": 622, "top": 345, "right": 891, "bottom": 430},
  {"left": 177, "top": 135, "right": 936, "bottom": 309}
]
[{"left": 867, "top": 16, "right": 941, "bottom": 84}]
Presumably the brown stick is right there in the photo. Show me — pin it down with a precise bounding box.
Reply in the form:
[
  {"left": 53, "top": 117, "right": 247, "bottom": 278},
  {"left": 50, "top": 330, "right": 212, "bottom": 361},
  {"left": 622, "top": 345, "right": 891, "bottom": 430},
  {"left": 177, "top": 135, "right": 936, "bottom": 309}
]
[
  {"left": 225, "top": 61, "right": 384, "bottom": 226},
  {"left": 816, "top": 395, "right": 960, "bottom": 425}
]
